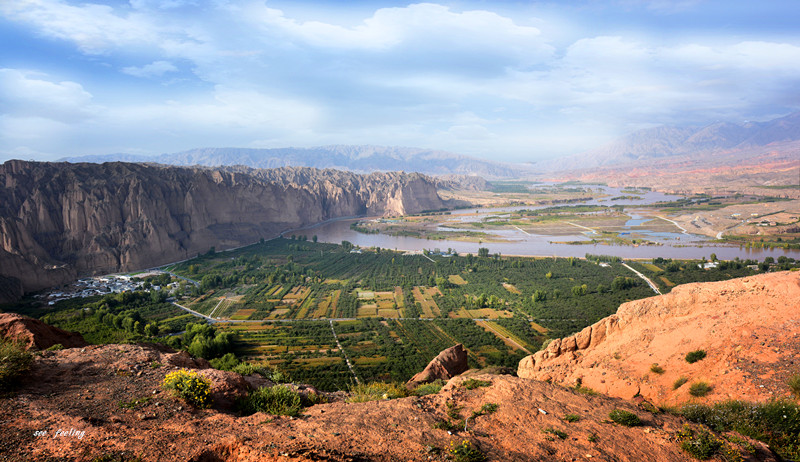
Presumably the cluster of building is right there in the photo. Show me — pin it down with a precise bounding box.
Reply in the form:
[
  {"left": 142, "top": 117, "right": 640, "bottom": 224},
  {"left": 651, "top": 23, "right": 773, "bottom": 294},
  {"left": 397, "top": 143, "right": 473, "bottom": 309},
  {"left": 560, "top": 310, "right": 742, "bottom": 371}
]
[{"left": 38, "top": 272, "right": 180, "bottom": 305}]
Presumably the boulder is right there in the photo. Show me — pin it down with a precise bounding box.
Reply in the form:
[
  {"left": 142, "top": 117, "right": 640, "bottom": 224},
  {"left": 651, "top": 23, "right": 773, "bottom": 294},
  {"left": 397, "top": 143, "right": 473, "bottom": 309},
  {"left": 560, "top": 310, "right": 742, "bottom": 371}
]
[{"left": 406, "top": 344, "right": 468, "bottom": 389}]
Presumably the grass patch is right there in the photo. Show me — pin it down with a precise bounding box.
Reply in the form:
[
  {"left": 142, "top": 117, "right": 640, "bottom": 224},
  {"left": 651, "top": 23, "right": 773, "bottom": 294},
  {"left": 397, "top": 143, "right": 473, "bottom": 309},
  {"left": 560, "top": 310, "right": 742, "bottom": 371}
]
[
  {"left": 608, "top": 409, "right": 641, "bottom": 427},
  {"left": 471, "top": 402, "right": 499, "bottom": 418},
  {"left": 447, "top": 440, "right": 485, "bottom": 462},
  {"left": 685, "top": 350, "right": 707, "bottom": 364},
  {"left": 237, "top": 385, "right": 303, "bottom": 416},
  {"left": 789, "top": 374, "right": 800, "bottom": 399},
  {"left": 573, "top": 384, "right": 599, "bottom": 396},
  {"left": 412, "top": 379, "right": 445, "bottom": 396},
  {"left": 650, "top": 363, "right": 665, "bottom": 374},
  {"left": 543, "top": 427, "right": 568, "bottom": 439},
  {"left": 689, "top": 381, "right": 713, "bottom": 397},
  {"left": 0, "top": 339, "right": 33, "bottom": 390},
  {"left": 564, "top": 413, "right": 581, "bottom": 423},
  {"left": 347, "top": 382, "right": 408, "bottom": 403},
  {"left": 461, "top": 378, "right": 491, "bottom": 390},
  {"left": 118, "top": 396, "right": 152, "bottom": 409},
  {"left": 676, "top": 424, "right": 726, "bottom": 460},
  {"left": 673, "top": 376, "right": 689, "bottom": 390},
  {"left": 681, "top": 400, "right": 800, "bottom": 459}
]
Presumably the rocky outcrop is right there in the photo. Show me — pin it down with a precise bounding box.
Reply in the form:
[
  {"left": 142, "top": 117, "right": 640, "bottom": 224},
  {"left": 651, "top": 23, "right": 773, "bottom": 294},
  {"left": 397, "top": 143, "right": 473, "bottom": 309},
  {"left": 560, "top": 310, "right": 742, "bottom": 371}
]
[
  {"left": 5, "top": 344, "right": 778, "bottom": 461},
  {"left": 518, "top": 271, "right": 800, "bottom": 405},
  {"left": 406, "top": 343, "right": 468, "bottom": 388},
  {"left": 0, "top": 161, "right": 446, "bottom": 299},
  {"left": 0, "top": 313, "right": 87, "bottom": 350}
]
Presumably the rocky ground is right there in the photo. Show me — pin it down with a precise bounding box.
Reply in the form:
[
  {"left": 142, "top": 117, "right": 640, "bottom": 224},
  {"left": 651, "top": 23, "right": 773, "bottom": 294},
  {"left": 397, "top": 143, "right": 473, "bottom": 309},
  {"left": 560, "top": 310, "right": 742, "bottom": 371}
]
[{"left": 1, "top": 342, "right": 775, "bottom": 462}]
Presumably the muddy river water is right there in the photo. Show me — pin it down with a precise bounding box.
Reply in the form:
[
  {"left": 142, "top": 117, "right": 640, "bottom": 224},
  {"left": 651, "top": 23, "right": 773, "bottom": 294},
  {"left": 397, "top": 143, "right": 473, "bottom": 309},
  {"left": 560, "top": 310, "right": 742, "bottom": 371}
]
[{"left": 299, "top": 186, "right": 798, "bottom": 261}]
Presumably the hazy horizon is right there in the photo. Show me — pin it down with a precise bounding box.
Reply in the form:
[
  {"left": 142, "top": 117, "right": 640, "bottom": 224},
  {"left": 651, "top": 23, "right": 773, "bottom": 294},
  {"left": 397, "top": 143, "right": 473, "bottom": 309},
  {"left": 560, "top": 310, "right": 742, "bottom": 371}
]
[{"left": 2, "top": 0, "right": 799, "bottom": 164}]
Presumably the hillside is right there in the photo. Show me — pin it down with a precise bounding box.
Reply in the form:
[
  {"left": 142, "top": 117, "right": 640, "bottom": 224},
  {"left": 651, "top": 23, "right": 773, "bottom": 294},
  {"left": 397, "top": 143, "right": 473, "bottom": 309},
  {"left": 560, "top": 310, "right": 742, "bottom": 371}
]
[
  {"left": 518, "top": 271, "right": 800, "bottom": 405},
  {"left": 59, "top": 145, "right": 525, "bottom": 179},
  {"left": 0, "top": 161, "right": 446, "bottom": 302},
  {"left": 0, "top": 326, "right": 772, "bottom": 461}
]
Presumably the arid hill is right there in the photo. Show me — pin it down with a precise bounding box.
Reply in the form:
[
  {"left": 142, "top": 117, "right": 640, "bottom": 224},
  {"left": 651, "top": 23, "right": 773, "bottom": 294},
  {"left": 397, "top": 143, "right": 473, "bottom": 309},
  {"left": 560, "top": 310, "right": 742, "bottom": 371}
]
[
  {"left": 518, "top": 271, "right": 800, "bottom": 406},
  {"left": 0, "top": 161, "right": 446, "bottom": 302},
  {"left": 0, "top": 341, "right": 774, "bottom": 461}
]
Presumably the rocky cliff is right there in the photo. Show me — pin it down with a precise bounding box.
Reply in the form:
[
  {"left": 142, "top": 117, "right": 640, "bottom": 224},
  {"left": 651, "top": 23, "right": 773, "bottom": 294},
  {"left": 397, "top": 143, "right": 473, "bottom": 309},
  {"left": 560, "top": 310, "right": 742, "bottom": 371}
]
[
  {"left": 518, "top": 271, "right": 800, "bottom": 405},
  {"left": 0, "top": 161, "right": 446, "bottom": 301}
]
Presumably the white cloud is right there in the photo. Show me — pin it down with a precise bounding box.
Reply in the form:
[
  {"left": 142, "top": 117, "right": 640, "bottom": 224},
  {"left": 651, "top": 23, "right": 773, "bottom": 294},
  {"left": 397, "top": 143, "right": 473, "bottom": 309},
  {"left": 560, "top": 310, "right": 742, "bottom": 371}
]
[
  {"left": 245, "top": 2, "right": 552, "bottom": 61},
  {"left": 122, "top": 61, "right": 179, "bottom": 78},
  {"left": 0, "top": 69, "right": 97, "bottom": 122},
  {"left": 0, "top": 0, "right": 161, "bottom": 54}
]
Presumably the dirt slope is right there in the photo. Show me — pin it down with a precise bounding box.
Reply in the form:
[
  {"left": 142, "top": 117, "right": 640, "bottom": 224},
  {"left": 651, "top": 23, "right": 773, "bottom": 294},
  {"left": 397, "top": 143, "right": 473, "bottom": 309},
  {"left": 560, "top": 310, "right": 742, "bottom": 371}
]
[
  {"left": 518, "top": 271, "right": 800, "bottom": 405},
  {"left": 0, "top": 313, "right": 87, "bottom": 350},
  {"left": 0, "top": 342, "right": 777, "bottom": 461}
]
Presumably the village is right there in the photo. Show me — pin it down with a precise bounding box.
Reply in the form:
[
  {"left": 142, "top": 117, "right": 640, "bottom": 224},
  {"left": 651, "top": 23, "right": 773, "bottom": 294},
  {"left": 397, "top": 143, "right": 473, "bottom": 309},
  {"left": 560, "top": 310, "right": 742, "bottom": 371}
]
[{"left": 38, "top": 271, "right": 181, "bottom": 305}]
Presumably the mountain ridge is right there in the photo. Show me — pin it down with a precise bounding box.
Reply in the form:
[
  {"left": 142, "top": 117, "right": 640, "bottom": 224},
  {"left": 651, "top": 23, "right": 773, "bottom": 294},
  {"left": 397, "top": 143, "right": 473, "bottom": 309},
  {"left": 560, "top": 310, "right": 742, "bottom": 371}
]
[
  {"left": 534, "top": 111, "right": 800, "bottom": 171},
  {"left": 0, "top": 161, "right": 446, "bottom": 302},
  {"left": 59, "top": 145, "right": 525, "bottom": 179}
]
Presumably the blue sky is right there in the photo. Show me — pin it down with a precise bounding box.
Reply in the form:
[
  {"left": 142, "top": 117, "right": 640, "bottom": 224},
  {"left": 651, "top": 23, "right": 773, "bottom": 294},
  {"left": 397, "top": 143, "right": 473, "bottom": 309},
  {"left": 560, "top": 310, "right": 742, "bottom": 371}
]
[{"left": 2, "top": 0, "right": 799, "bottom": 163}]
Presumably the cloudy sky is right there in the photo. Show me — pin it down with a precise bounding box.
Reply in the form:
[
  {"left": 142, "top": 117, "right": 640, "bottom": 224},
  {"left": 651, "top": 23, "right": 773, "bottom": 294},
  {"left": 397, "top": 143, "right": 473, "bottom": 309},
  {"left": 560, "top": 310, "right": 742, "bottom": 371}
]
[{"left": 2, "top": 0, "right": 799, "bottom": 163}]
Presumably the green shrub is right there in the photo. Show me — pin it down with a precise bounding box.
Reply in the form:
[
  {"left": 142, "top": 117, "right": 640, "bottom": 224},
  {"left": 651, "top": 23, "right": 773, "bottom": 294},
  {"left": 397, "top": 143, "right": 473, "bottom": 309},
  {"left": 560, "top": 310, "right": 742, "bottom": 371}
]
[
  {"left": 650, "top": 363, "right": 665, "bottom": 374},
  {"left": 689, "top": 381, "right": 713, "bottom": 397},
  {"left": 685, "top": 350, "right": 707, "bottom": 364},
  {"left": 238, "top": 385, "right": 302, "bottom": 416},
  {"left": 300, "top": 392, "right": 328, "bottom": 407},
  {"left": 0, "top": 339, "right": 33, "bottom": 390},
  {"left": 788, "top": 374, "right": 800, "bottom": 399},
  {"left": 543, "top": 427, "right": 568, "bottom": 439},
  {"left": 161, "top": 369, "right": 212, "bottom": 408},
  {"left": 673, "top": 376, "right": 689, "bottom": 390},
  {"left": 412, "top": 379, "right": 444, "bottom": 396},
  {"left": 447, "top": 440, "right": 485, "bottom": 462},
  {"left": 45, "top": 343, "right": 64, "bottom": 351},
  {"left": 681, "top": 400, "right": 800, "bottom": 460},
  {"left": 461, "top": 378, "right": 491, "bottom": 390},
  {"left": 609, "top": 409, "right": 641, "bottom": 426},
  {"left": 677, "top": 425, "right": 724, "bottom": 460},
  {"left": 209, "top": 352, "right": 239, "bottom": 371},
  {"left": 347, "top": 382, "right": 408, "bottom": 403},
  {"left": 564, "top": 413, "right": 581, "bottom": 423},
  {"left": 471, "top": 402, "right": 498, "bottom": 418}
]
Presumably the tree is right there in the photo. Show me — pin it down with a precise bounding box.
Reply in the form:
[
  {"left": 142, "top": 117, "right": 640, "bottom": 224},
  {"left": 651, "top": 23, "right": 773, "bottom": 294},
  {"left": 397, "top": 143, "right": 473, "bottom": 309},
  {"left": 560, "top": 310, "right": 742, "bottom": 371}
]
[
  {"left": 478, "top": 247, "right": 490, "bottom": 258},
  {"left": 312, "top": 235, "right": 318, "bottom": 243}
]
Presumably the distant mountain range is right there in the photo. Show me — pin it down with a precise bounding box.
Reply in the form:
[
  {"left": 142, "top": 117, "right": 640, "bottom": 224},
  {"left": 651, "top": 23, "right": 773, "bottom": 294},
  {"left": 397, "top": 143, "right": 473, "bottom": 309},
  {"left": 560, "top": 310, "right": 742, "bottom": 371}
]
[
  {"left": 60, "top": 145, "right": 524, "bottom": 178},
  {"left": 534, "top": 111, "right": 800, "bottom": 171},
  {"left": 59, "top": 112, "right": 799, "bottom": 179}
]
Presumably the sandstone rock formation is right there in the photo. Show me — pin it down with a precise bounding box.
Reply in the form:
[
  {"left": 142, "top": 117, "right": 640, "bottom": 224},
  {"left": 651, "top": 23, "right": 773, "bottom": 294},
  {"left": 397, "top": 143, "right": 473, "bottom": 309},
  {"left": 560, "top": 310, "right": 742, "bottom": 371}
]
[
  {"left": 0, "top": 313, "right": 87, "bottom": 350},
  {"left": 406, "top": 343, "right": 468, "bottom": 389},
  {"left": 518, "top": 271, "right": 800, "bottom": 405},
  {"left": 0, "top": 161, "right": 446, "bottom": 301}
]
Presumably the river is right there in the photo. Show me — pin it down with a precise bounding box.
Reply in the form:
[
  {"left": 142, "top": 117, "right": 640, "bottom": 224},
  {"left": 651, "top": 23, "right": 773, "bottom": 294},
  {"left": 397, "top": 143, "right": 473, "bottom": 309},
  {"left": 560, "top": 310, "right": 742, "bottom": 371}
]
[{"left": 301, "top": 185, "right": 798, "bottom": 261}]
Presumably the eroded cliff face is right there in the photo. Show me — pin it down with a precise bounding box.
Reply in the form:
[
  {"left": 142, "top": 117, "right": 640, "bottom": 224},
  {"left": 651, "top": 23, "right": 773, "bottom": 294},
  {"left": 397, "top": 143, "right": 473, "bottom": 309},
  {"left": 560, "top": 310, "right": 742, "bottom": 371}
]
[{"left": 0, "top": 161, "right": 445, "bottom": 300}]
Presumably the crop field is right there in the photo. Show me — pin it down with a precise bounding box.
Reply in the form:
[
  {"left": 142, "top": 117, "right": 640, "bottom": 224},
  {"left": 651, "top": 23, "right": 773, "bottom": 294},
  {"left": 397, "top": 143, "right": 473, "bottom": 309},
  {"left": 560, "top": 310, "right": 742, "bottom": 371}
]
[{"left": 22, "top": 235, "right": 793, "bottom": 393}]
